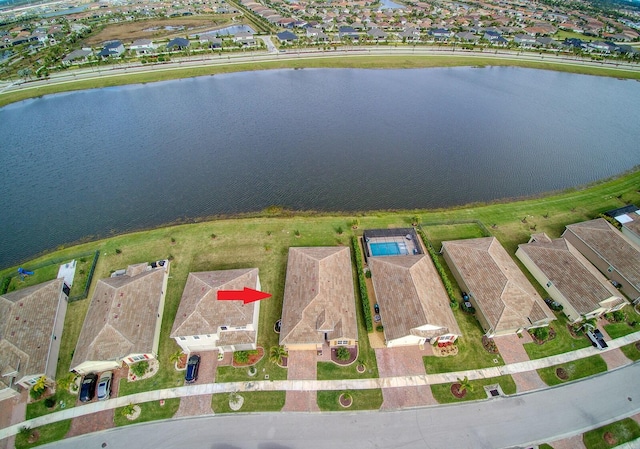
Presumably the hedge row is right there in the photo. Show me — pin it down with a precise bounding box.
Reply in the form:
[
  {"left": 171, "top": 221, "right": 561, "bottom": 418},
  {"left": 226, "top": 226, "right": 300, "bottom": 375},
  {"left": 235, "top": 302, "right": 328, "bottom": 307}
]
[
  {"left": 416, "top": 228, "right": 458, "bottom": 309},
  {"left": 351, "top": 236, "right": 373, "bottom": 332}
]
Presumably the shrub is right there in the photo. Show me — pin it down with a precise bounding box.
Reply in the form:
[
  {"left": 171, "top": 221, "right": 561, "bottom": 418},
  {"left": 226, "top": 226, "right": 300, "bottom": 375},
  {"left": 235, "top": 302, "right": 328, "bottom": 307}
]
[
  {"left": 115, "top": 248, "right": 122, "bottom": 254},
  {"left": 417, "top": 228, "right": 458, "bottom": 308},
  {"left": 44, "top": 396, "right": 57, "bottom": 408},
  {"left": 532, "top": 326, "right": 549, "bottom": 341},
  {"left": 234, "top": 351, "right": 249, "bottom": 364},
  {"left": 336, "top": 226, "right": 344, "bottom": 235},
  {"left": 365, "top": 270, "right": 372, "bottom": 279},
  {"left": 351, "top": 236, "right": 373, "bottom": 332},
  {"left": 336, "top": 347, "right": 350, "bottom": 361},
  {"left": 376, "top": 325, "right": 384, "bottom": 332},
  {"left": 130, "top": 361, "right": 149, "bottom": 377}
]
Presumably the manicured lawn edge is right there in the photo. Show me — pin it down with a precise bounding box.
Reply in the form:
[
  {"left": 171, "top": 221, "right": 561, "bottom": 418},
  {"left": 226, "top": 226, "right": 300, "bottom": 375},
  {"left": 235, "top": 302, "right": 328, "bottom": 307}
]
[
  {"left": 113, "top": 398, "right": 180, "bottom": 426},
  {"left": 317, "top": 389, "right": 383, "bottom": 411},
  {"left": 583, "top": 418, "right": 640, "bottom": 449},
  {"left": 537, "top": 355, "right": 607, "bottom": 386},
  {"left": 211, "top": 391, "right": 285, "bottom": 413},
  {"left": 430, "top": 375, "right": 516, "bottom": 403},
  {"left": 14, "top": 419, "right": 72, "bottom": 449},
  {"left": 619, "top": 342, "right": 640, "bottom": 361}
]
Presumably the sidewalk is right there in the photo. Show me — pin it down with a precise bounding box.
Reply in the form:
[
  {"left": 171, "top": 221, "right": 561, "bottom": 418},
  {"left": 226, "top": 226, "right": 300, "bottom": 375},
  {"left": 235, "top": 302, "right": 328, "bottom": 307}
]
[{"left": 1, "top": 331, "right": 638, "bottom": 441}]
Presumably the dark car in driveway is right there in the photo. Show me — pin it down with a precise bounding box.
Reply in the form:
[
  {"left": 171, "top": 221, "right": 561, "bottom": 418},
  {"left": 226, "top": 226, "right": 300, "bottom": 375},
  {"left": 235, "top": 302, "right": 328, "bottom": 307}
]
[
  {"left": 185, "top": 354, "right": 200, "bottom": 383},
  {"left": 80, "top": 373, "right": 98, "bottom": 402},
  {"left": 587, "top": 329, "right": 608, "bottom": 350}
]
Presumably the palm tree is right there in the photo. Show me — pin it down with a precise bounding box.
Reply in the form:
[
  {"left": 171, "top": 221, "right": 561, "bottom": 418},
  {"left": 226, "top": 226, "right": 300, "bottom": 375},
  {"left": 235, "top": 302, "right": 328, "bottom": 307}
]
[
  {"left": 350, "top": 218, "right": 360, "bottom": 230},
  {"left": 269, "top": 345, "right": 288, "bottom": 366},
  {"left": 411, "top": 215, "right": 421, "bottom": 226},
  {"left": 457, "top": 376, "right": 474, "bottom": 394},
  {"left": 33, "top": 376, "right": 49, "bottom": 394},
  {"left": 169, "top": 350, "right": 183, "bottom": 364}
]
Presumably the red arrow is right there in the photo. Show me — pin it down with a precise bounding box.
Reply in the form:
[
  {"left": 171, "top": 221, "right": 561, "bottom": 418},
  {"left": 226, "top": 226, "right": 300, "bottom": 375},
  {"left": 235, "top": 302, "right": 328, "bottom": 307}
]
[{"left": 217, "top": 288, "right": 271, "bottom": 304}]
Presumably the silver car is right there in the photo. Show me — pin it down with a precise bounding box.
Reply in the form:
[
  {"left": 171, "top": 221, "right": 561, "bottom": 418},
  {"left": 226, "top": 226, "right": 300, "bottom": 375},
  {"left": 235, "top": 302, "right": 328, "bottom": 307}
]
[{"left": 97, "top": 371, "right": 113, "bottom": 400}]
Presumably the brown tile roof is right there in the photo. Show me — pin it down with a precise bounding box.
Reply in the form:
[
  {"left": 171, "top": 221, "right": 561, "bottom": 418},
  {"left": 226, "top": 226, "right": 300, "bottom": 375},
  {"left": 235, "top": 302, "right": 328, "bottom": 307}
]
[
  {"left": 564, "top": 219, "right": 640, "bottom": 290},
  {"left": 369, "top": 255, "right": 461, "bottom": 342},
  {"left": 442, "top": 237, "right": 554, "bottom": 333},
  {"left": 71, "top": 264, "right": 166, "bottom": 369},
  {"left": 170, "top": 269, "right": 259, "bottom": 345},
  {"left": 280, "top": 247, "right": 357, "bottom": 346},
  {"left": 0, "top": 279, "right": 65, "bottom": 388},
  {"left": 518, "top": 234, "right": 625, "bottom": 315}
]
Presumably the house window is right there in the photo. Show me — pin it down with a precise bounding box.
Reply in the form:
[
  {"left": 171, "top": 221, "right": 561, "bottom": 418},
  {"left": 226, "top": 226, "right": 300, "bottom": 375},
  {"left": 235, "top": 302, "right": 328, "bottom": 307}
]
[
  {"left": 546, "top": 281, "right": 553, "bottom": 287},
  {"left": 194, "top": 335, "right": 200, "bottom": 340},
  {"left": 131, "top": 355, "right": 146, "bottom": 362},
  {"left": 180, "top": 337, "right": 186, "bottom": 341},
  {"left": 607, "top": 266, "right": 613, "bottom": 273},
  {"left": 337, "top": 340, "right": 349, "bottom": 345},
  {"left": 220, "top": 326, "right": 228, "bottom": 331}
]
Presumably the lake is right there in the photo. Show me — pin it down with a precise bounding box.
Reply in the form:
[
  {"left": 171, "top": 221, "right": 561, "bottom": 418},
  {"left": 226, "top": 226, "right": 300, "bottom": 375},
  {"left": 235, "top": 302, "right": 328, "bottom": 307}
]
[{"left": 1, "top": 67, "right": 639, "bottom": 268}]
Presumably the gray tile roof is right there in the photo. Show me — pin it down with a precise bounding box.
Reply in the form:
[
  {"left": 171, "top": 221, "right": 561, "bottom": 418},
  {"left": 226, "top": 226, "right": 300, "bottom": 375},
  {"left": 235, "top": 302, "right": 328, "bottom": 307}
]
[
  {"left": 564, "top": 218, "right": 640, "bottom": 290},
  {"left": 71, "top": 264, "right": 166, "bottom": 370},
  {"left": 369, "top": 255, "right": 461, "bottom": 342},
  {"left": 0, "top": 279, "right": 65, "bottom": 388},
  {"left": 170, "top": 269, "right": 259, "bottom": 345},
  {"left": 442, "top": 237, "right": 554, "bottom": 333},
  {"left": 280, "top": 247, "right": 357, "bottom": 346},
  {"left": 518, "top": 234, "right": 626, "bottom": 315}
]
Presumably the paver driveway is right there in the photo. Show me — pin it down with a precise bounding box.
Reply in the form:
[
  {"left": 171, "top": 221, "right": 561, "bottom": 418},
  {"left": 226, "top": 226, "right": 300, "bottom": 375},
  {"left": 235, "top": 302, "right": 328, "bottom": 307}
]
[{"left": 283, "top": 350, "right": 319, "bottom": 412}]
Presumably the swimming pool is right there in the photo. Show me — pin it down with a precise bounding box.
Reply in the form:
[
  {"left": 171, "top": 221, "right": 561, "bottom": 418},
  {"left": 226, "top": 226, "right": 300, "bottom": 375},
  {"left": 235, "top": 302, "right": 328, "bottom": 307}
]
[{"left": 370, "top": 242, "right": 407, "bottom": 256}]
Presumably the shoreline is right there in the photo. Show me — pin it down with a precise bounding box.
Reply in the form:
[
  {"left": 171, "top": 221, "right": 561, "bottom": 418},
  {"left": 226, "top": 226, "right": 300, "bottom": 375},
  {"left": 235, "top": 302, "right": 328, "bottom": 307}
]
[
  {"left": 1, "top": 49, "right": 640, "bottom": 108},
  {"left": 1, "top": 165, "right": 638, "bottom": 274}
]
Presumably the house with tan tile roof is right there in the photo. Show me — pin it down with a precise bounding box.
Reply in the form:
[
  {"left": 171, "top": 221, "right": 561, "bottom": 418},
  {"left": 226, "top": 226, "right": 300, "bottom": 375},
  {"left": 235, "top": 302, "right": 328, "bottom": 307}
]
[
  {"left": 369, "top": 255, "right": 461, "bottom": 347},
  {"left": 0, "top": 279, "right": 68, "bottom": 401},
  {"left": 171, "top": 268, "right": 261, "bottom": 354},
  {"left": 516, "top": 233, "right": 627, "bottom": 323},
  {"left": 605, "top": 205, "right": 640, "bottom": 249},
  {"left": 563, "top": 218, "right": 640, "bottom": 304},
  {"left": 279, "top": 247, "right": 357, "bottom": 351},
  {"left": 441, "top": 237, "right": 554, "bottom": 336},
  {"left": 70, "top": 261, "right": 169, "bottom": 375}
]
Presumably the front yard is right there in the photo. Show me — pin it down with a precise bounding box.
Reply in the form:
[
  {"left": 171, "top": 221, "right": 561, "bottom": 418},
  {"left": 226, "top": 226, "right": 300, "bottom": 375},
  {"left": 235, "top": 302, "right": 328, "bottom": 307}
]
[
  {"left": 430, "top": 375, "right": 516, "bottom": 404},
  {"left": 211, "top": 391, "right": 285, "bottom": 413},
  {"left": 537, "top": 355, "right": 607, "bottom": 386},
  {"left": 524, "top": 313, "right": 590, "bottom": 360},
  {"left": 317, "top": 389, "right": 383, "bottom": 411},
  {"left": 583, "top": 418, "right": 640, "bottom": 449}
]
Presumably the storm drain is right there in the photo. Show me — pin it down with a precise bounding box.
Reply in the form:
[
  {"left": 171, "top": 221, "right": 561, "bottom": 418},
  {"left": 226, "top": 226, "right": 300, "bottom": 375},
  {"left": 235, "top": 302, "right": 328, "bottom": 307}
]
[{"left": 484, "top": 384, "right": 504, "bottom": 398}]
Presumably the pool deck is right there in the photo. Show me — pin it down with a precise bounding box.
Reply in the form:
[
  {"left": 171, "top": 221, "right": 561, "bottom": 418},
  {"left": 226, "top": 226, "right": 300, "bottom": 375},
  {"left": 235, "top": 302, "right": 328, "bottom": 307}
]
[{"left": 366, "top": 235, "right": 420, "bottom": 257}]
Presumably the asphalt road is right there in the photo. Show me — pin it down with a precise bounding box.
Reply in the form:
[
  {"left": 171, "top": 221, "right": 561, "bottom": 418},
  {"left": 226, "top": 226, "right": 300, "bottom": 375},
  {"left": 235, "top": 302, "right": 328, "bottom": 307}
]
[{"left": 43, "top": 363, "right": 640, "bottom": 449}]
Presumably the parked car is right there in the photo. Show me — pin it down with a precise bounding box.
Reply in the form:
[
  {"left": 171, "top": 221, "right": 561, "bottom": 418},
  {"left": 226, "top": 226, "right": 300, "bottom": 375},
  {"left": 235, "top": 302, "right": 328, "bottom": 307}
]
[
  {"left": 97, "top": 371, "right": 113, "bottom": 401},
  {"left": 544, "top": 298, "right": 563, "bottom": 311},
  {"left": 374, "top": 303, "right": 380, "bottom": 314},
  {"left": 185, "top": 354, "right": 201, "bottom": 383},
  {"left": 79, "top": 373, "right": 98, "bottom": 402},
  {"left": 587, "top": 329, "right": 608, "bottom": 350}
]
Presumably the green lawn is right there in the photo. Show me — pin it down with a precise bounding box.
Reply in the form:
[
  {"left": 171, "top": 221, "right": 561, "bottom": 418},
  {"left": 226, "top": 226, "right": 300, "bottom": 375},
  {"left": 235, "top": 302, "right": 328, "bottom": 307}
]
[
  {"left": 317, "top": 389, "right": 383, "bottom": 411},
  {"left": 7, "top": 265, "right": 59, "bottom": 293},
  {"left": 211, "top": 391, "right": 285, "bottom": 413},
  {"left": 430, "top": 375, "right": 516, "bottom": 403},
  {"left": 620, "top": 342, "right": 640, "bottom": 361},
  {"left": 421, "top": 221, "right": 489, "bottom": 250},
  {"left": 14, "top": 420, "right": 72, "bottom": 449},
  {"left": 424, "top": 308, "right": 504, "bottom": 373},
  {"left": 583, "top": 418, "right": 640, "bottom": 449},
  {"left": 113, "top": 398, "right": 180, "bottom": 426},
  {"left": 216, "top": 357, "right": 288, "bottom": 383},
  {"left": 25, "top": 389, "right": 77, "bottom": 420},
  {"left": 524, "top": 313, "right": 591, "bottom": 360},
  {"left": 603, "top": 305, "right": 640, "bottom": 339},
  {"left": 537, "top": 355, "right": 607, "bottom": 386}
]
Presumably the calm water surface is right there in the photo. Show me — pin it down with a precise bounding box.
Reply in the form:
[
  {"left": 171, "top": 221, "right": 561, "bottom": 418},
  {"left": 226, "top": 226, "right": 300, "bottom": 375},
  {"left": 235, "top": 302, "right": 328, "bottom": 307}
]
[{"left": 1, "top": 67, "right": 639, "bottom": 268}]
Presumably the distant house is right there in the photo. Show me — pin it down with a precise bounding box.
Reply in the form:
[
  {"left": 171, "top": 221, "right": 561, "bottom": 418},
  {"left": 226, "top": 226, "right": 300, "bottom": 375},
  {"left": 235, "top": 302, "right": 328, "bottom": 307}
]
[
  {"left": 483, "top": 30, "right": 508, "bottom": 45},
  {"left": 368, "top": 27, "right": 387, "bottom": 41},
  {"left": 200, "top": 35, "right": 223, "bottom": 49},
  {"left": 0, "top": 279, "right": 68, "bottom": 401},
  {"left": 62, "top": 48, "right": 92, "bottom": 65},
  {"left": 441, "top": 237, "right": 555, "bottom": 336},
  {"left": 279, "top": 247, "right": 357, "bottom": 352},
  {"left": 456, "top": 31, "right": 479, "bottom": 42},
  {"left": 606, "top": 205, "right": 640, "bottom": 248},
  {"left": 306, "top": 27, "right": 329, "bottom": 43},
  {"left": 516, "top": 233, "right": 628, "bottom": 323},
  {"left": 167, "top": 37, "right": 190, "bottom": 51},
  {"left": 170, "top": 269, "right": 261, "bottom": 354},
  {"left": 70, "top": 261, "right": 169, "bottom": 375},
  {"left": 130, "top": 38, "right": 156, "bottom": 55},
  {"left": 563, "top": 219, "right": 640, "bottom": 303},
  {"left": 514, "top": 34, "right": 537, "bottom": 47},
  {"left": 233, "top": 31, "right": 256, "bottom": 47},
  {"left": 277, "top": 30, "right": 298, "bottom": 43},
  {"left": 369, "top": 254, "right": 461, "bottom": 347},
  {"left": 98, "top": 40, "right": 124, "bottom": 58},
  {"left": 430, "top": 28, "right": 454, "bottom": 39},
  {"left": 338, "top": 26, "right": 359, "bottom": 40},
  {"left": 536, "top": 36, "right": 560, "bottom": 47}
]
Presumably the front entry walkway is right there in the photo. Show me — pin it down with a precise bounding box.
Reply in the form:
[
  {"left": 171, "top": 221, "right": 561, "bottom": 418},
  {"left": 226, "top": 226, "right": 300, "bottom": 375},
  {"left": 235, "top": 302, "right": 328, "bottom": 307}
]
[{"left": 283, "top": 350, "right": 319, "bottom": 412}]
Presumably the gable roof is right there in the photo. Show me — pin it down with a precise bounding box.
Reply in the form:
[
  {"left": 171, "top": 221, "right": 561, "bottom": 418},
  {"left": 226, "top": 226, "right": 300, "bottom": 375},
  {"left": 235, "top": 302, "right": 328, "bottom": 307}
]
[
  {"left": 0, "top": 279, "right": 66, "bottom": 388},
  {"left": 369, "top": 255, "right": 460, "bottom": 342},
  {"left": 280, "top": 247, "right": 357, "bottom": 346},
  {"left": 518, "top": 234, "right": 625, "bottom": 315},
  {"left": 171, "top": 269, "right": 259, "bottom": 340},
  {"left": 564, "top": 218, "right": 640, "bottom": 290},
  {"left": 71, "top": 264, "right": 166, "bottom": 369},
  {"left": 442, "top": 237, "right": 554, "bottom": 333}
]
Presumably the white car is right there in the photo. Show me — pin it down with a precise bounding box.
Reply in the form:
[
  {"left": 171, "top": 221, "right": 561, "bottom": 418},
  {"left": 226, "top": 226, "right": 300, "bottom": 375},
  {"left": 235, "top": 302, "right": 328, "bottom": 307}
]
[{"left": 96, "top": 371, "right": 113, "bottom": 400}]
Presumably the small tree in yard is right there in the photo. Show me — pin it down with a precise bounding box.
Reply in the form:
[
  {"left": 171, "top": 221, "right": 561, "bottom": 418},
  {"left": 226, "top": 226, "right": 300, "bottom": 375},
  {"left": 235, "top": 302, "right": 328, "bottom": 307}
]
[
  {"left": 269, "top": 346, "right": 288, "bottom": 366},
  {"left": 122, "top": 403, "right": 136, "bottom": 417},
  {"left": 169, "top": 350, "right": 183, "bottom": 364},
  {"left": 457, "top": 376, "right": 474, "bottom": 394},
  {"left": 234, "top": 351, "right": 249, "bottom": 364},
  {"left": 336, "top": 347, "right": 351, "bottom": 361},
  {"left": 130, "top": 361, "right": 149, "bottom": 377}
]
